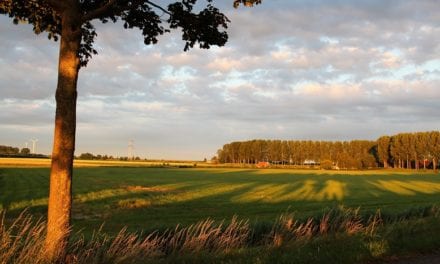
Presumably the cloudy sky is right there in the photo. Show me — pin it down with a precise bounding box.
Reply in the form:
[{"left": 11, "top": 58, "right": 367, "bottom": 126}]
[{"left": 0, "top": 0, "right": 439, "bottom": 160}]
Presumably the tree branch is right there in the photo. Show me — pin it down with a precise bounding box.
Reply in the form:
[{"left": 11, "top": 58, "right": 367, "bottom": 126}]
[
  {"left": 42, "top": 0, "right": 65, "bottom": 12},
  {"left": 82, "top": 0, "right": 118, "bottom": 22},
  {"left": 146, "top": 1, "right": 171, "bottom": 15},
  {"left": 82, "top": 0, "right": 171, "bottom": 23}
]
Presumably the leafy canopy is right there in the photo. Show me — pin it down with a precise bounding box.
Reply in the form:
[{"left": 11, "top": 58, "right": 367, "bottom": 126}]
[{"left": 1, "top": 0, "right": 262, "bottom": 67}]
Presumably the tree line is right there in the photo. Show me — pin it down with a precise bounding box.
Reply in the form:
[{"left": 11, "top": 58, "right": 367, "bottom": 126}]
[
  {"left": 0, "top": 145, "right": 21, "bottom": 155},
  {"left": 76, "top": 152, "right": 141, "bottom": 161},
  {"left": 0, "top": 145, "right": 46, "bottom": 158},
  {"left": 216, "top": 131, "right": 440, "bottom": 170}
]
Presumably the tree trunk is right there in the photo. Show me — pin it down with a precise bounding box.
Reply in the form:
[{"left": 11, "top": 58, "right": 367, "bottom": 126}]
[{"left": 45, "top": 8, "right": 81, "bottom": 261}]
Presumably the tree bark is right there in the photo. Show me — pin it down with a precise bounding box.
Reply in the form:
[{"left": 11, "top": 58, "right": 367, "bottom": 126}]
[
  {"left": 383, "top": 159, "right": 388, "bottom": 168},
  {"left": 45, "top": 7, "right": 81, "bottom": 261}
]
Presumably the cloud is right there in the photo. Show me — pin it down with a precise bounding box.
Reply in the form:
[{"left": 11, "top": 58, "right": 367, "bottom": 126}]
[{"left": 0, "top": 1, "right": 439, "bottom": 159}]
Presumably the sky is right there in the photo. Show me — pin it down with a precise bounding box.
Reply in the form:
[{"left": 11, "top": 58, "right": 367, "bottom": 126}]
[{"left": 0, "top": 0, "right": 439, "bottom": 160}]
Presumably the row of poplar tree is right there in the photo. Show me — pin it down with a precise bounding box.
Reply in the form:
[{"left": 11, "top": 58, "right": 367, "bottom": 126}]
[{"left": 217, "top": 131, "right": 440, "bottom": 170}]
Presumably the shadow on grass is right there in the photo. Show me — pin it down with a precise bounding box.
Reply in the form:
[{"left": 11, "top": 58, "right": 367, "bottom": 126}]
[{"left": 1, "top": 167, "right": 440, "bottom": 235}]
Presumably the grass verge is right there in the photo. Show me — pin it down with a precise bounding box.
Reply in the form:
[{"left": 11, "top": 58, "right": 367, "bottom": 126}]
[{"left": 1, "top": 206, "right": 439, "bottom": 264}]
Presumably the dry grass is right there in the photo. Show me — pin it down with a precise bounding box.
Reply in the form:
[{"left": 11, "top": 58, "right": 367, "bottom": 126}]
[
  {"left": 268, "top": 206, "right": 384, "bottom": 247},
  {"left": 1, "top": 206, "right": 439, "bottom": 263},
  {"left": 124, "top": 185, "right": 173, "bottom": 193},
  {"left": 0, "top": 158, "right": 201, "bottom": 168},
  {"left": 0, "top": 210, "right": 46, "bottom": 264},
  {"left": 0, "top": 211, "right": 249, "bottom": 264},
  {"left": 163, "top": 216, "right": 249, "bottom": 254},
  {"left": 0, "top": 158, "right": 51, "bottom": 168},
  {"left": 116, "top": 199, "right": 152, "bottom": 209}
]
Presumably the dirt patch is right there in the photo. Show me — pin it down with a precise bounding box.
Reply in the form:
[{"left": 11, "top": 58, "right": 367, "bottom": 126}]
[
  {"left": 112, "top": 185, "right": 180, "bottom": 209},
  {"left": 117, "top": 198, "right": 152, "bottom": 209},
  {"left": 125, "top": 185, "right": 174, "bottom": 193}
]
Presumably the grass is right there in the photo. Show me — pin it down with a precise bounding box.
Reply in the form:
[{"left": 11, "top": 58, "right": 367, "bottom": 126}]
[
  {"left": 1, "top": 206, "right": 440, "bottom": 263},
  {"left": 0, "top": 157, "right": 201, "bottom": 168},
  {"left": 1, "top": 164, "right": 440, "bottom": 235},
  {"left": 1, "top": 159, "right": 440, "bottom": 263}
]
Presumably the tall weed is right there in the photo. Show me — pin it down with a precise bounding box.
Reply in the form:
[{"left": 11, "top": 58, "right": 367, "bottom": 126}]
[{"left": 1, "top": 205, "right": 439, "bottom": 263}]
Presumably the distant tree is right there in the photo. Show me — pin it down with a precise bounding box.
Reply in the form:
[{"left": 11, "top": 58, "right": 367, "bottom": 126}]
[
  {"left": 428, "top": 131, "right": 440, "bottom": 170},
  {"left": 210, "top": 156, "right": 218, "bottom": 164},
  {"left": 251, "top": 140, "right": 263, "bottom": 163},
  {"left": 217, "top": 148, "right": 225, "bottom": 163},
  {"left": 20, "top": 147, "right": 31, "bottom": 155},
  {"left": 281, "top": 140, "right": 289, "bottom": 165},
  {"left": 0, "top": 145, "right": 20, "bottom": 155},
  {"left": 79, "top": 152, "right": 94, "bottom": 160},
  {"left": 377, "top": 136, "right": 391, "bottom": 168},
  {"left": 219, "top": 132, "right": 440, "bottom": 170},
  {"left": 401, "top": 133, "right": 412, "bottom": 168},
  {"left": 390, "top": 135, "right": 403, "bottom": 168},
  {"left": 415, "top": 132, "right": 428, "bottom": 169}
]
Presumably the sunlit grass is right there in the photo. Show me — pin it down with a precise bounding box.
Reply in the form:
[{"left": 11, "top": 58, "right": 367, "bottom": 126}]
[
  {"left": 0, "top": 158, "right": 51, "bottom": 167},
  {"left": 1, "top": 166, "right": 439, "bottom": 234},
  {"left": 8, "top": 198, "right": 48, "bottom": 210},
  {"left": 0, "top": 158, "right": 200, "bottom": 168},
  {"left": 1, "top": 164, "right": 440, "bottom": 263},
  {"left": 369, "top": 180, "right": 440, "bottom": 196}
]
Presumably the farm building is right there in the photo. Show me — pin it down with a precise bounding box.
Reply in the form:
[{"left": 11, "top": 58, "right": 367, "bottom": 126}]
[
  {"left": 303, "top": 159, "right": 319, "bottom": 166},
  {"left": 256, "top": 161, "right": 270, "bottom": 168}
]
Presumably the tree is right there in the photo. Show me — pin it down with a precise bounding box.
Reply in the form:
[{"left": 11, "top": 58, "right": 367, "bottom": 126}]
[
  {"left": 79, "top": 152, "right": 95, "bottom": 160},
  {"left": 415, "top": 132, "right": 428, "bottom": 170},
  {"left": 377, "top": 136, "right": 391, "bottom": 168},
  {"left": 20, "top": 147, "right": 31, "bottom": 155},
  {"left": 0, "top": 145, "right": 20, "bottom": 155},
  {"left": 1, "top": 0, "right": 261, "bottom": 260},
  {"left": 390, "top": 135, "right": 403, "bottom": 168},
  {"left": 428, "top": 132, "right": 437, "bottom": 170}
]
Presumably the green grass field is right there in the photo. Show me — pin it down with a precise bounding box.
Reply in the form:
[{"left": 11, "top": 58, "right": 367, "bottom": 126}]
[{"left": 1, "top": 165, "right": 439, "bottom": 236}]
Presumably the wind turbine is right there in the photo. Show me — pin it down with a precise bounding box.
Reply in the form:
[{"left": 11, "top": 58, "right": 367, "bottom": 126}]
[
  {"left": 128, "top": 139, "right": 134, "bottom": 160},
  {"left": 30, "top": 138, "right": 38, "bottom": 154}
]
